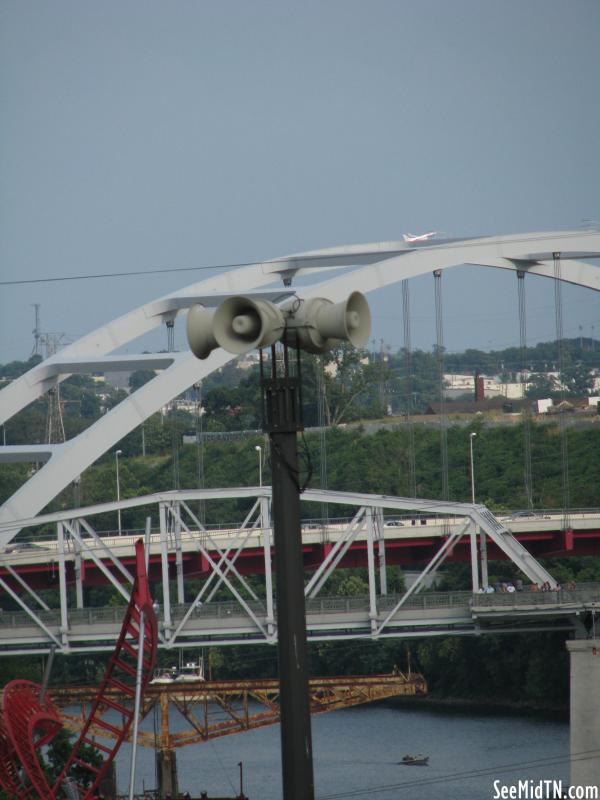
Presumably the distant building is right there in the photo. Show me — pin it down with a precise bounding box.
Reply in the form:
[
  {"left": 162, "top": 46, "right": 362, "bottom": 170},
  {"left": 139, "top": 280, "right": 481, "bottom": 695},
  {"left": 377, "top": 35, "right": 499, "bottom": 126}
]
[
  {"left": 443, "top": 373, "right": 528, "bottom": 401},
  {"left": 424, "top": 398, "right": 527, "bottom": 415},
  {"left": 534, "top": 397, "right": 599, "bottom": 414},
  {"left": 534, "top": 398, "right": 553, "bottom": 414},
  {"left": 161, "top": 399, "right": 203, "bottom": 416}
]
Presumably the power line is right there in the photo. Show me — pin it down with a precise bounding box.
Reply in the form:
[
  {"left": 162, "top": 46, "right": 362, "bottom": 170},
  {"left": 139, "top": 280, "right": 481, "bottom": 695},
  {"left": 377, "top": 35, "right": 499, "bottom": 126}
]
[
  {"left": 0, "top": 255, "right": 352, "bottom": 286},
  {"left": 0, "top": 259, "right": 262, "bottom": 287}
]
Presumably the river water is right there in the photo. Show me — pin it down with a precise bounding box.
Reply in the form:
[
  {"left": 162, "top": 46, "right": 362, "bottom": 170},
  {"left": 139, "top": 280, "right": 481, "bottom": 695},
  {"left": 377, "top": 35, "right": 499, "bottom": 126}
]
[{"left": 114, "top": 703, "right": 569, "bottom": 799}]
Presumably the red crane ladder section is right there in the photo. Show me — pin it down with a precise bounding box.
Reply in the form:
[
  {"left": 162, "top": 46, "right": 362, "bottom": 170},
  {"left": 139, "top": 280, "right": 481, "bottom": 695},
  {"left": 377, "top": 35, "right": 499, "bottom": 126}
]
[
  {"left": 0, "top": 704, "right": 42, "bottom": 800},
  {"left": 0, "top": 714, "right": 26, "bottom": 799},
  {"left": 51, "top": 539, "right": 158, "bottom": 799},
  {"left": 0, "top": 680, "right": 63, "bottom": 799}
]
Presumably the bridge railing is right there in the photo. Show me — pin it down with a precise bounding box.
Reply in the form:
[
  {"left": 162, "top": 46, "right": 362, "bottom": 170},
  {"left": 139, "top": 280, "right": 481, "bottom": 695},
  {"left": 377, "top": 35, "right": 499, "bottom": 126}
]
[
  {"left": 0, "top": 589, "right": 475, "bottom": 631},
  {"left": 472, "top": 582, "right": 600, "bottom": 607},
  {"left": 1, "top": 585, "right": 599, "bottom": 636}
]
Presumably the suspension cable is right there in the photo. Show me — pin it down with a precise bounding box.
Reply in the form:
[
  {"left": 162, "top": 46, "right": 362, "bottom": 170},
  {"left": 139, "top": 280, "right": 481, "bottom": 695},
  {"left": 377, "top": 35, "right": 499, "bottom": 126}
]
[
  {"left": 402, "top": 279, "right": 417, "bottom": 498},
  {"left": 517, "top": 271, "right": 534, "bottom": 509},
  {"left": 433, "top": 270, "right": 449, "bottom": 501},
  {"left": 553, "top": 252, "right": 571, "bottom": 530}
]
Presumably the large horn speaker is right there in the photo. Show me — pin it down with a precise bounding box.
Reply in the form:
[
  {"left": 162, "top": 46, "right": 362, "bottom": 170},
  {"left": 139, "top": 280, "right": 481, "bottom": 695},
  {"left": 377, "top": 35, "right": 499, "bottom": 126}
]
[
  {"left": 186, "top": 304, "right": 219, "bottom": 360},
  {"left": 213, "top": 296, "right": 285, "bottom": 354},
  {"left": 285, "top": 291, "right": 371, "bottom": 353}
]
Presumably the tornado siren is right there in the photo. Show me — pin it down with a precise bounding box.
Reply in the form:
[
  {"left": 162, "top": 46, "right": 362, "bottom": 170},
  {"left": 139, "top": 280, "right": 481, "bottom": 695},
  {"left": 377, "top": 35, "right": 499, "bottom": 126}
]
[
  {"left": 213, "top": 295, "right": 285, "bottom": 354},
  {"left": 186, "top": 291, "right": 371, "bottom": 359},
  {"left": 282, "top": 291, "right": 371, "bottom": 354}
]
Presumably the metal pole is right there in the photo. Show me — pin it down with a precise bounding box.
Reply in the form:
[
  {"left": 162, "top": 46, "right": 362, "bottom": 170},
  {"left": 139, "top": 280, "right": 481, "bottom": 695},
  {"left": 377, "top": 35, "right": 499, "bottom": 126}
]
[
  {"left": 470, "top": 528, "right": 480, "bottom": 593},
  {"left": 365, "top": 508, "right": 378, "bottom": 633},
  {"left": 39, "top": 644, "right": 57, "bottom": 704},
  {"left": 159, "top": 503, "right": 172, "bottom": 641},
  {"left": 262, "top": 345, "right": 315, "bottom": 800},
  {"left": 470, "top": 432, "right": 488, "bottom": 587},
  {"left": 238, "top": 761, "right": 244, "bottom": 798},
  {"left": 128, "top": 610, "right": 145, "bottom": 800},
  {"left": 261, "top": 497, "right": 275, "bottom": 637},
  {"left": 270, "top": 425, "right": 314, "bottom": 799},
  {"left": 57, "top": 521, "right": 69, "bottom": 646},
  {"left": 144, "top": 516, "right": 152, "bottom": 573},
  {"left": 469, "top": 432, "right": 477, "bottom": 504},
  {"left": 116, "top": 449, "right": 122, "bottom": 535},
  {"left": 255, "top": 444, "right": 262, "bottom": 487}
]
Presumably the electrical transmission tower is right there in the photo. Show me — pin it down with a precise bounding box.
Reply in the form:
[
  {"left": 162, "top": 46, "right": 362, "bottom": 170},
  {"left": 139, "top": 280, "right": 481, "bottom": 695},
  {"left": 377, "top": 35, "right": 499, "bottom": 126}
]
[
  {"left": 42, "top": 334, "right": 66, "bottom": 444},
  {"left": 36, "top": 326, "right": 67, "bottom": 444},
  {"left": 31, "top": 303, "right": 42, "bottom": 357}
]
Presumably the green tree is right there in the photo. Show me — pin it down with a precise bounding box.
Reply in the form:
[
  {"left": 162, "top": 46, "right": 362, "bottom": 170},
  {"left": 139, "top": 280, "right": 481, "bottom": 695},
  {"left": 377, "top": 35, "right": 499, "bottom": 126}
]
[{"left": 129, "top": 369, "right": 157, "bottom": 392}]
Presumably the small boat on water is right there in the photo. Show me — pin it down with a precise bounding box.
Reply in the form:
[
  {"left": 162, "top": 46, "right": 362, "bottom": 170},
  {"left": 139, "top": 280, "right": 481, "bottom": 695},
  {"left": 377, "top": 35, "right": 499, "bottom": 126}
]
[
  {"left": 151, "top": 659, "right": 205, "bottom": 684},
  {"left": 400, "top": 754, "right": 429, "bottom": 766}
]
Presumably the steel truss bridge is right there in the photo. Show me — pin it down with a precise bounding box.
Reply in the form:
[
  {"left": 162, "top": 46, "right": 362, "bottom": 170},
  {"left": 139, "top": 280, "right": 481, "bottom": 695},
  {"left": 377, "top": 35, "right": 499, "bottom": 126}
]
[
  {"left": 0, "top": 230, "right": 599, "bottom": 655},
  {"left": 54, "top": 672, "right": 428, "bottom": 749},
  {"left": 0, "top": 487, "right": 598, "bottom": 656}
]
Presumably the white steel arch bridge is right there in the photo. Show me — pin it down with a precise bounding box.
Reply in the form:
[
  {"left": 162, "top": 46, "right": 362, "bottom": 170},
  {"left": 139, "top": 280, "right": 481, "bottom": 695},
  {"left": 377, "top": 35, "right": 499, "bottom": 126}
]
[{"left": 1, "top": 229, "right": 599, "bottom": 540}]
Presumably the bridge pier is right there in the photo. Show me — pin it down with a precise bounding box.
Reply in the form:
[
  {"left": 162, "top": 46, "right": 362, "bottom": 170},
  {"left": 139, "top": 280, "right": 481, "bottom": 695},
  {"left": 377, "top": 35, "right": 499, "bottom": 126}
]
[
  {"left": 98, "top": 761, "right": 117, "bottom": 798},
  {"left": 156, "top": 748, "right": 179, "bottom": 799},
  {"left": 566, "top": 638, "right": 600, "bottom": 787}
]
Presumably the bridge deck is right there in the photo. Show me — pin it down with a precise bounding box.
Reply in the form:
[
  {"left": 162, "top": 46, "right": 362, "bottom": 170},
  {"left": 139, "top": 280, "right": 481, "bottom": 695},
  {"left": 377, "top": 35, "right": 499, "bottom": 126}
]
[
  {"left": 2, "top": 512, "right": 600, "bottom": 589},
  {"left": 0, "top": 585, "right": 596, "bottom": 654}
]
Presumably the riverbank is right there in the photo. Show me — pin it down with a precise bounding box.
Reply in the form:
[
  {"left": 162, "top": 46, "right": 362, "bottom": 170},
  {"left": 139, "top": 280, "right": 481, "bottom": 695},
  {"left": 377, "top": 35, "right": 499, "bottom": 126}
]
[{"left": 382, "top": 693, "right": 568, "bottom": 720}]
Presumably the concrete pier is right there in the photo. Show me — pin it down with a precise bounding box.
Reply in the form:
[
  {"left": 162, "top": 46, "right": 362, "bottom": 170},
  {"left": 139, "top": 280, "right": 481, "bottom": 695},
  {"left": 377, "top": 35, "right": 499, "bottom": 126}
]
[
  {"left": 98, "top": 761, "right": 117, "bottom": 797},
  {"left": 566, "top": 638, "right": 600, "bottom": 788},
  {"left": 156, "top": 748, "right": 179, "bottom": 799}
]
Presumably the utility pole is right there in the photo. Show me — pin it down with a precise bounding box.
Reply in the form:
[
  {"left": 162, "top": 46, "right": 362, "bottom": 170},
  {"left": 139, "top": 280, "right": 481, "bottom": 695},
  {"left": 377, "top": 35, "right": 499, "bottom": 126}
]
[
  {"left": 260, "top": 344, "right": 315, "bottom": 800},
  {"left": 185, "top": 288, "right": 371, "bottom": 800}
]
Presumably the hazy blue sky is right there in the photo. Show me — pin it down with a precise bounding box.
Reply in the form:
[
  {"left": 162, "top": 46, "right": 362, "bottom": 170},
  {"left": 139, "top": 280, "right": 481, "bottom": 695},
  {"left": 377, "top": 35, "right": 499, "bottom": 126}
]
[{"left": 1, "top": 0, "right": 598, "bottom": 364}]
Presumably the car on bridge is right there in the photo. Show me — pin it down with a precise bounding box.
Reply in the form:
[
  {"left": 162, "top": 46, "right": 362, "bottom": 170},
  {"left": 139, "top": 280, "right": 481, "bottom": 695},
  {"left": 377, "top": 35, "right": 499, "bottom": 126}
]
[{"left": 2, "top": 541, "right": 48, "bottom": 553}]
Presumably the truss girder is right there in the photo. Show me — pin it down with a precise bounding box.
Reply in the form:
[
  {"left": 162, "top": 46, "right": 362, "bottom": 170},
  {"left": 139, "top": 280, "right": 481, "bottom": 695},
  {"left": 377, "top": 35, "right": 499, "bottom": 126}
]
[
  {"left": 55, "top": 673, "right": 427, "bottom": 749},
  {"left": 168, "top": 501, "right": 265, "bottom": 644},
  {"left": 0, "top": 485, "right": 560, "bottom": 655},
  {"left": 160, "top": 504, "right": 269, "bottom": 644},
  {"left": 305, "top": 506, "right": 366, "bottom": 598}
]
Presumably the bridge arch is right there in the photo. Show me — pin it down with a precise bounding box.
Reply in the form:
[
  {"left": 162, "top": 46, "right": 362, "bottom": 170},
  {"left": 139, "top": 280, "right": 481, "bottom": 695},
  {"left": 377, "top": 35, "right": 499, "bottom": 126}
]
[{"left": 1, "top": 230, "right": 599, "bottom": 536}]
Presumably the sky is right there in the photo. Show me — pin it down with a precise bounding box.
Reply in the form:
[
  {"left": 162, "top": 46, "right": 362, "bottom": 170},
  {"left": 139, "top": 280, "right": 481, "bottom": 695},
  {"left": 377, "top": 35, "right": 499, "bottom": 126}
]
[{"left": 1, "top": 0, "right": 599, "bottom": 365}]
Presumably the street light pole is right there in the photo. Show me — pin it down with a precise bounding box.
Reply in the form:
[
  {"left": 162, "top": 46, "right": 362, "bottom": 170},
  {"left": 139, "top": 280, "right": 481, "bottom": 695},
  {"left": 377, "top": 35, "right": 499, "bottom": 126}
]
[
  {"left": 115, "top": 449, "right": 122, "bottom": 535},
  {"left": 469, "top": 432, "right": 477, "bottom": 504},
  {"left": 255, "top": 444, "right": 262, "bottom": 488}
]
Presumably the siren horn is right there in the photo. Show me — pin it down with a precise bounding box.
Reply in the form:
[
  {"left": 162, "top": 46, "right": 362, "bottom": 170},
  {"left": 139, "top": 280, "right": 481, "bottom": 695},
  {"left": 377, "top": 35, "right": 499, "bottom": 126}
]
[
  {"left": 284, "top": 291, "right": 371, "bottom": 353},
  {"left": 186, "top": 304, "right": 219, "bottom": 360},
  {"left": 213, "top": 295, "right": 285, "bottom": 354}
]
